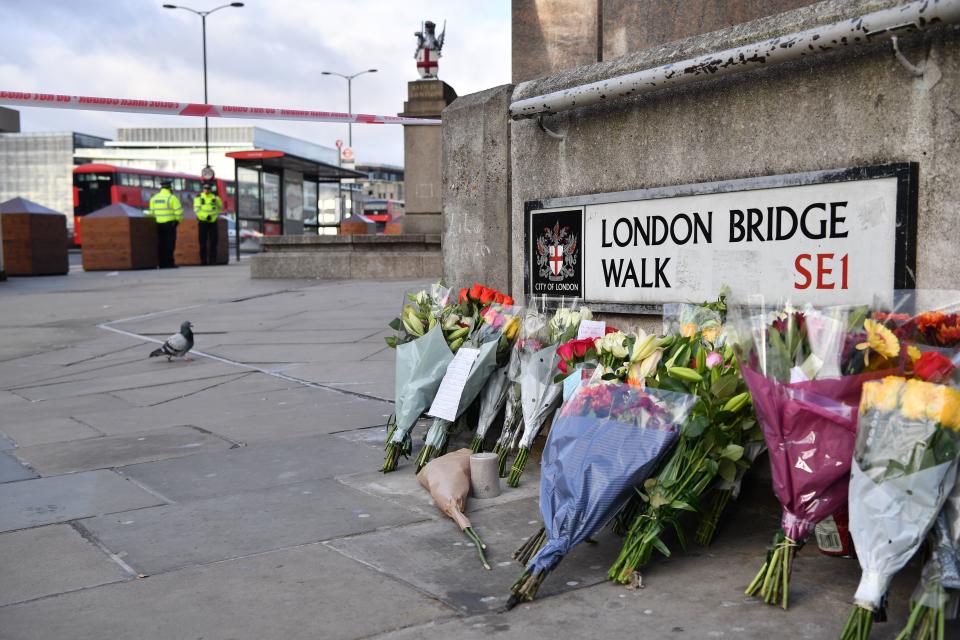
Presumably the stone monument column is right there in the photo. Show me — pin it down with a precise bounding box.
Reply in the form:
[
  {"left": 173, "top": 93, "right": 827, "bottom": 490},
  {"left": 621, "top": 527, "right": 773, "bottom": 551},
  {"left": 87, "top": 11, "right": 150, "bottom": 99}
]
[{"left": 400, "top": 80, "right": 457, "bottom": 235}]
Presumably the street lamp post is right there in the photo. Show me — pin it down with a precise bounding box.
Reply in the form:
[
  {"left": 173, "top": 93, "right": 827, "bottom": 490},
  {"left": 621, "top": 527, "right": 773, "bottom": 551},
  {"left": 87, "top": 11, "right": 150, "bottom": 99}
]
[
  {"left": 162, "top": 2, "right": 244, "bottom": 175},
  {"left": 321, "top": 69, "right": 376, "bottom": 221},
  {"left": 320, "top": 69, "right": 377, "bottom": 149}
]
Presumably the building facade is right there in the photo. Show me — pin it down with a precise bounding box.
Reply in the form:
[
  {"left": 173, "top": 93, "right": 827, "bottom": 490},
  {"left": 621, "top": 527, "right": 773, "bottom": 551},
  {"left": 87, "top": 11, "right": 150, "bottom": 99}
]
[
  {"left": 357, "top": 163, "right": 404, "bottom": 202},
  {"left": 0, "top": 132, "right": 108, "bottom": 223},
  {"left": 76, "top": 126, "right": 339, "bottom": 182}
]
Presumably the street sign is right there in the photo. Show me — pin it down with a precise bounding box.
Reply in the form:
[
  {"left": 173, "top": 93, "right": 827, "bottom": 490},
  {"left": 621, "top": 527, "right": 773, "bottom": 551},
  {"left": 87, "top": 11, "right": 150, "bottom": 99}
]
[
  {"left": 340, "top": 147, "right": 355, "bottom": 163},
  {"left": 201, "top": 166, "right": 215, "bottom": 180},
  {"left": 225, "top": 150, "right": 285, "bottom": 159},
  {"left": 335, "top": 139, "right": 343, "bottom": 149},
  {"left": 524, "top": 164, "right": 918, "bottom": 311}
]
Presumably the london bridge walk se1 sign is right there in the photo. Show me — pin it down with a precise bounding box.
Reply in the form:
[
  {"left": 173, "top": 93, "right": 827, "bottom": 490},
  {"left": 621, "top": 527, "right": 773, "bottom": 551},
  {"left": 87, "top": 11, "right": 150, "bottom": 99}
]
[{"left": 524, "top": 164, "right": 917, "bottom": 311}]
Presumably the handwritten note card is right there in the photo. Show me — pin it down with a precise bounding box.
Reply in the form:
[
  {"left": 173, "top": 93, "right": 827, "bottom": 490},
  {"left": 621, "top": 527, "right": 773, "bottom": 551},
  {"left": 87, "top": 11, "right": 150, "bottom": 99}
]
[
  {"left": 427, "top": 347, "right": 480, "bottom": 422},
  {"left": 577, "top": 320, "right": 606, "bottom": 340}
]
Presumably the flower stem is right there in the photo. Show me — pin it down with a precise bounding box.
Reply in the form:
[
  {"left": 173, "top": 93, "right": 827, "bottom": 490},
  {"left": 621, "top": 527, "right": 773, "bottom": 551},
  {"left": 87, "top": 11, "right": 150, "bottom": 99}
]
[
  {"left": 507, "top": 446, "right": 530, "bottom": 487},
  {"left": 464, "top": 527, "right": 490, "bottom": 570},
  {"left": 744, "top": 530, "right": 796, "bottom": 609},
  {"left": 896, "top": 585, "right": 945, "bottom": 640},
  {"left": 469, "top": 435, "right": 484, "bottom": 453},
  {"left": 504, "top": 568, "right": 548, "bottom": 610},
  {"left": 840, "top": 605, "right": 874, "bottom": 640},
  {"left": 513, "top": 527, "right": 546, "bottom": 566},
  {"left": 495, "top": 442, "right": 512, "bottom": 477},
  {"left": 414, "top": 444, "right": 435, "bottom": 473},
  {"left": 695, "top": 489, "right": 732, "bottom": 546},
  {"left": 381, "top": 442, "right": 401, "bottom": 473}
]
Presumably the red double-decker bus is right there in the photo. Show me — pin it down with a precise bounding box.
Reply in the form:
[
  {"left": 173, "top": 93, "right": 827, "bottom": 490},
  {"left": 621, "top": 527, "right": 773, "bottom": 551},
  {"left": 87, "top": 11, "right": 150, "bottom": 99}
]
[{"left": 72, "top": 163, "right": 236, "bottom": 244}]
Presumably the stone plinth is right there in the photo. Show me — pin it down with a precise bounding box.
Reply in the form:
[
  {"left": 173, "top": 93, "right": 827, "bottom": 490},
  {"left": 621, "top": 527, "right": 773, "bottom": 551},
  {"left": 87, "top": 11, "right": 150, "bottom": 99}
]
[
  {"left": 175, "top": 214, "right": 228, "bottom": 266},
  {"left": 442, "top": 85, "right": 514, "bottom": 295},
  {"left": 0, "top": 198, "right": 68, "bottom": 276},
  {"left": 250, "top": 234, "right": 442, "bottom": 280},
  {"left": 81, "top": 204, "right": 158, "bottom": 271},
  {"left": 400, "top": 80, "right": 457, "bottom": 235}
]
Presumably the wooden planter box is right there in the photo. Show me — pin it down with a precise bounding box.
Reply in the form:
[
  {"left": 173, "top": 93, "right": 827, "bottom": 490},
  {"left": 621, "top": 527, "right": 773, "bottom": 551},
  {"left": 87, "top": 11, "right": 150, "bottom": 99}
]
[
  {"left": 0, "top": 198, "right": 68, "bottom": 276},
  {"left": 175, "top": 214, "right": 228, "bottom": 266},
  {"left": 81, "top": 204, "right": 158, "bottom": 271},
  {"left": 339, "top": 220, "right": 373, "bottom": 235}
]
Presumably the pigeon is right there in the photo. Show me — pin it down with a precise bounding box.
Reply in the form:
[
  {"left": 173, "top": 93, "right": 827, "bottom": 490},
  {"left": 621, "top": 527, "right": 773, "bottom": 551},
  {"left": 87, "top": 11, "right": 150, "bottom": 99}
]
[{"left": 149, "top": 321, "right": 194, "bottom": 361}]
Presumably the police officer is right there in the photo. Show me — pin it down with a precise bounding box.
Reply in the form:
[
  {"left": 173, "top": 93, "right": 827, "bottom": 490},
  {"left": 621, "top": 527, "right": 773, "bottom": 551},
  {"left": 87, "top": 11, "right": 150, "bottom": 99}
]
[
  {"left": 194, "top": 182, "right": 223, "bottom": 265},
  {"left": 148, "top": 179, "right": 183, "bottom": 268}
]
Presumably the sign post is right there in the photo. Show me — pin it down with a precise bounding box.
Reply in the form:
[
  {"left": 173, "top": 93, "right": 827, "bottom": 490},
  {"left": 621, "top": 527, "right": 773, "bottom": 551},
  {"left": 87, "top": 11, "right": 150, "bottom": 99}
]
[{"left": 524, "top": 164, "right": 918, "bottom": 312}]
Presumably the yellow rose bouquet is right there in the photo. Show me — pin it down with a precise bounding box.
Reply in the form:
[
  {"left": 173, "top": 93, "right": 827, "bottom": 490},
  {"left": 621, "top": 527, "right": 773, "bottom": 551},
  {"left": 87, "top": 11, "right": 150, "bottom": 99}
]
[{"left": 840, "top": 377, "right": 960, "bottom": 640}]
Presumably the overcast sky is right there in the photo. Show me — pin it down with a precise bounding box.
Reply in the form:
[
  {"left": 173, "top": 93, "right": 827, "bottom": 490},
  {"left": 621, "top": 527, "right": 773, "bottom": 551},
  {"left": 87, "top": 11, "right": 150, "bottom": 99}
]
[{"left": 0, "top": 0, "right": 511, "bottom": 166}]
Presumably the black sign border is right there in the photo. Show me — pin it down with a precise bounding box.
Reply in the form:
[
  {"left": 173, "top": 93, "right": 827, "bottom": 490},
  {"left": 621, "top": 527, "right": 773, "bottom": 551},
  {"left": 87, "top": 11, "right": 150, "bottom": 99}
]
[{"left": 523, "top": 162, "right": 918, "bottom": 314}]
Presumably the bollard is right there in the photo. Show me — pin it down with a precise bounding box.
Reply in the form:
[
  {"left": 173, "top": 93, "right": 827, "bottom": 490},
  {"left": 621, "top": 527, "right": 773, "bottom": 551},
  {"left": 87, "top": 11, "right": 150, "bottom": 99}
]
[{"left": 469, "top": 452, "right": 501, "bottom": 499}]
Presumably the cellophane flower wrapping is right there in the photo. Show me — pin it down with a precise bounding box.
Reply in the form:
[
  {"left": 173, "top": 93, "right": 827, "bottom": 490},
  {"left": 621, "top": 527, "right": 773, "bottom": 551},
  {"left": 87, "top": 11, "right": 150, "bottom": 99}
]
[
  {"left": 848, "top": 377, "right": 960, "bottom": 612},
  {"left": 663, "top": 302, "right": 725, "bottom": 347},
  {"left": 911, "top": 497, "right": 960, "bottom": 613},
  {"left": 742, "top": 367, "right": 874, "bottom": 541},
  {"left": 527, "top": 382, "right": 694, "bottom": 576},
  {"left": 390, "top": 325, "right": 455, "bottom": 446},
  {"left": 731, "top": 302, "right": 892, "bottom": 542},
  {"left": 517, "top": 303, "right": 592, "bottom": 450},
  {"left": 420, "top": 304, "right": 524, "bottom": 455},
  {"left": 386, "top": 285, "right": 455, "bottom": 441},
  {"left": 474, "top": 362, "right": 514, "bottom": 446}
]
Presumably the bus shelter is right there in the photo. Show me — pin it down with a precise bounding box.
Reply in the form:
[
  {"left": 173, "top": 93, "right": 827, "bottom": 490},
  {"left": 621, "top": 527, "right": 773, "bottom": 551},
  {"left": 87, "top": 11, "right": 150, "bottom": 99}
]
[{"left": 227, "top": 150, "right": 364, "bottom": 260}]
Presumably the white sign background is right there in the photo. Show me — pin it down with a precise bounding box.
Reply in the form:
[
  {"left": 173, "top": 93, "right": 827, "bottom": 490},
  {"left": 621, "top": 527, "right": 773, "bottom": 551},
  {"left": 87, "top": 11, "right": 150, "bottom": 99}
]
[{"left": 553, "top": 176, "right": 900, "bottom": 306}]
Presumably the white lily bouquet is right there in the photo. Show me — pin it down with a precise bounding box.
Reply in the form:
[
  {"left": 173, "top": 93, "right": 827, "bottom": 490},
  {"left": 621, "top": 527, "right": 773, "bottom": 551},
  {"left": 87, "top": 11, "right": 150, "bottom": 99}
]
[{"left": 506, "top": 303, "right": 592, "bottom": 487}]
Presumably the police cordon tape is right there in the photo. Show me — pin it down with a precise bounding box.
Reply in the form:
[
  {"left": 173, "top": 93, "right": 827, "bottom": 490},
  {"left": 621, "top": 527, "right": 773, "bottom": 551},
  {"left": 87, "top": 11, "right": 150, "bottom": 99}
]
[{"left": 0, "top": 91, "right": 441, "bottom": 126}]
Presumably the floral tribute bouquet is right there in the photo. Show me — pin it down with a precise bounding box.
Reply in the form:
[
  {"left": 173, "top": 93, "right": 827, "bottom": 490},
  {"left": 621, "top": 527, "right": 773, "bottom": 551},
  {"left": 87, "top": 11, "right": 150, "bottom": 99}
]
[
  {"left": 414, "top": 302, "right": 522, "bottom": 472},
  {"left": 417, "top": 449, "right": 491, "bottom": 570},
  {"left": 504, "top": 381, "right": 695, "bottom": 608},
  {"left": 470, "top": 305, "right": 525, "bottom": 454},
  {"left": 505, "top": 303, "right": 593, "bottom": 487},
  {"left": 382, "top": 284, "right": 457, "bottom": 472},
  {"left": 840, "top": 377, "right": 960, "bottom": 640},
  {"left": 492, "top": 379, "right": 523, "bottom": 476},
  {"left": 608, "top": 307, "right": 759, "bottom": 584},
  {"left": 730, "top": 301, "right": 898, "bottom": 609},
  {"left": 661, "top": 298, "right": 762, "bottom": 546},
  {"left": 382, "top": 283, "right": 511, "bottom": 472}
]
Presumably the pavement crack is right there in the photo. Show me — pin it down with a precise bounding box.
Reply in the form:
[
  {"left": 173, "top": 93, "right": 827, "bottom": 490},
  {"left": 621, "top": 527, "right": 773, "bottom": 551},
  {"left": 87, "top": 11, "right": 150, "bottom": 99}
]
[
  {"left": 6, "top": 356, "right": 148, "bottom": 390},
  {"left": 227, "top": 288, "right": 304, "bottom": 303},
  {"left": 321, "top": 541, "right": 462, "bottom": 617},
  {"left": 70, "top": 416, "right": 108, "bottom": 437},
  {"left": 113, "top": 470, "right": 177, "bottom": 506},
  {"left": 183, "top": 423, "right": 247, "bottom": 448},
  {"left": 69, "top": 521, "right": 143, "bottom": 579},
  {"left": 63, "top": 342, "right": 144, "bottom": 367},
  {"left": 147, "top": 372, "right": 252, "bottom": 407}
]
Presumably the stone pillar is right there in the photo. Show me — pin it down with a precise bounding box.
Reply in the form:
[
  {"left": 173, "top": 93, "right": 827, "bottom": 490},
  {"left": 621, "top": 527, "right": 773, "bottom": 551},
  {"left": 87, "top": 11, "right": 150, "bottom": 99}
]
[
  {"left": 400, "top": 80, "right": 457, "bottom": 235},
  {"left": 442, "top": 85, "right": 514, "bottom": 295},
  {"left": 512, "top": 0, "right": 599, "bottom": 83}
]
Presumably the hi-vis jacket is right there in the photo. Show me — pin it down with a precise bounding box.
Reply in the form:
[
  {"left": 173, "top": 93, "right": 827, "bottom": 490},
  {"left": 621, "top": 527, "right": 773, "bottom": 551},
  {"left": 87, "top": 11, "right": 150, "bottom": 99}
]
[
  {"left": 193, "top": 192, "right": 223, "bottom": 222},
  {"left": 147, "top": 188, "right": 183, "bottom": 224}
]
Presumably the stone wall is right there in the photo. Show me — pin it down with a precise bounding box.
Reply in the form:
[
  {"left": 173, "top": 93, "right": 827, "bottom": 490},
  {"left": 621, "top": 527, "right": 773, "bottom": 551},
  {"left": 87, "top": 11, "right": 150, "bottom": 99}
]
[
  {"left": 603, "top": 0, "right": 817, "bottom": 59},
  {"left": 512, "top": 0, "right": 819, "bottom": 83},
  {"left": 513, "top": 0, "right": 600, "bottom": 83},
  {"left": 508, "top": 0, "right": 960, "bottom": 304},
  {"left": 441, "top": 85, "right": 514, "bottom": 293}
]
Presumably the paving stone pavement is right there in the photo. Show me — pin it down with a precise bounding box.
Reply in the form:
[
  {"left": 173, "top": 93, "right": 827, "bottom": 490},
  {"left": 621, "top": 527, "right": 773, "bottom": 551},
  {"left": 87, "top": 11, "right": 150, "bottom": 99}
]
[{"left": 0, "top": 263, "right": 953, "bottom": 639}]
